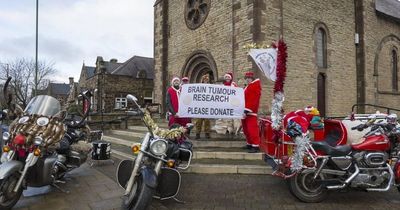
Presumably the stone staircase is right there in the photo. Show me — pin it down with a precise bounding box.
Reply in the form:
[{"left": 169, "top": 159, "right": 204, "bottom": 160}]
[{"left": 103, "top": 122, "right": 272, "bottom": 175}]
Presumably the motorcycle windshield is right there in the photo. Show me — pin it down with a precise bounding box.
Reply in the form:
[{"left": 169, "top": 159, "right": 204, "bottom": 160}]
[{"left": 24, "top": 95, "right": 61, "bottom": 117}]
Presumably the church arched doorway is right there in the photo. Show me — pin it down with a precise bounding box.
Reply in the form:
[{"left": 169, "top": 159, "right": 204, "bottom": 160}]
[{"left": 181, "top": 50, "right": 218, "bottom": 83}]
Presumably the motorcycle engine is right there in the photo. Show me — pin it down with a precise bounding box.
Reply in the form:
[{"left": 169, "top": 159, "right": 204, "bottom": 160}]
[
  {"left": 351, "top": 170, "right": 390, "bottom": 188},
  {"left": 355, "top": 152, "right": 388, "bottom": 168}
]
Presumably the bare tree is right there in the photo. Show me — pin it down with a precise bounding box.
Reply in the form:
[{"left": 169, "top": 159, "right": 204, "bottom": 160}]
[{"left": 0, "top": 58, "right": 57, "bottom": 107}]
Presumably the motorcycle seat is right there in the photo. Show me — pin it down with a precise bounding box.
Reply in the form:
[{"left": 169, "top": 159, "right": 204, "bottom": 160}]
[{"left": 311, "top": 141, "right": 351, "bottom": 156}]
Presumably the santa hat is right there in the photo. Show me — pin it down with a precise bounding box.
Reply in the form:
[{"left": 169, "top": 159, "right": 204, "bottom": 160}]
[
  {"left": 244, "top": 71, "right": 254, "bottom": 78},
  {"left": 224, "top": 72, "right": 233, "bottom": 80},
  {"left": 182, "top": 77, "right": 189, "bottom": 82},
  {"left": 171, "top": 77, "right": 180, "bottom": 84},
  {"left": 304, "top": 106, "right": 314, "bottom": 112}
]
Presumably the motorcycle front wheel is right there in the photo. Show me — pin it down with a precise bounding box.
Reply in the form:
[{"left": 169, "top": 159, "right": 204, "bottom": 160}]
[
  {"left": 0, "top": 173, "right": 23, "bottom": 210},
  {"left": 288, "top": 169, "right": 328, "bottom": 203},
  {"left": 122, "top": 174, "right": 154, "bottom": 210}
]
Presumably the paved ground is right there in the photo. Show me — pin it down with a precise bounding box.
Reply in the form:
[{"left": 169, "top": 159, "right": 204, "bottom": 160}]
[{"left": 12, "top": 159, "right": 400, "bottom": 210}]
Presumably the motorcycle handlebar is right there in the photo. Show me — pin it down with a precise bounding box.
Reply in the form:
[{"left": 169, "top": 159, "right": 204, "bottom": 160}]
[{"left": 67, "top": 92, "right": 91, "bottom": 129}]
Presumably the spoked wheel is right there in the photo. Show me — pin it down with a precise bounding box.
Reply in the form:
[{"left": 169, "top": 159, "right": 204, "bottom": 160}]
[
  {"left": 0, "top": 173, "right": 23, "bottom": 210},
  {"left": 288, "top": 169, "right": 328, "bottom": 203},
  {"left": 121, "top": 174, "right": 154, "bottom": 210}
]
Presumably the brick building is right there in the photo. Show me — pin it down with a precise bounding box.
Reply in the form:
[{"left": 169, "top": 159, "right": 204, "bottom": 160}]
[
  {"left": 76, "top": 56, "right": 154, "bottom": 113},
  {"left": 153, "top": 0, "right": 400, "bottom": 116},
  {"left": 37, "top": 82, "right": 71, "bottom": 107}
]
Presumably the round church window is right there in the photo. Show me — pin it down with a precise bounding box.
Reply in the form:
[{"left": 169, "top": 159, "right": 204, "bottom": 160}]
[{"left": 185, "top": 0, "right": 211, "bottom": 30}]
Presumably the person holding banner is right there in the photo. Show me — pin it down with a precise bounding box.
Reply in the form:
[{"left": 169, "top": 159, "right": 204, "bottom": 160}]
[
  {"left": 195, "top": 74, "right": 212, "bottom": 139},
  {"left": 215, "top": 72, "right": 239, "bottom": 135},
  {"left": 180, "top": 76, "right": 192, "bottom": 131},
  {"left": 166, "top": 77, "right": 184, "bottom": 127},
  {"left": 242, "top": 71, "right": 262, "bottom": 153}
]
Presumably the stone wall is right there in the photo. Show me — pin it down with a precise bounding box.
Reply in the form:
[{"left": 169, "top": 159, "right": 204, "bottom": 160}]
[
  {"left": 154, "top": 0, "right": 399, "bottom": 116},
  {"left": 363, "top": 0, "right": 400, "bottom": 112}
]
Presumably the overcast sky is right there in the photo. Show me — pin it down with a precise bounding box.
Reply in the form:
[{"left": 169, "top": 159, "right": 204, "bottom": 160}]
[{"left": 0, "top": 0, "right": 154, "bottom": 83}]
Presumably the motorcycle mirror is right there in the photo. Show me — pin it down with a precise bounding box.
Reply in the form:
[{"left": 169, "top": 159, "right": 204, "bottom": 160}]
[
  {"left": 186, "top": 123, "right": 194, "bottom": 129},
  {"left": 126, "top": 94, "right": 138, "bottom": 102}
]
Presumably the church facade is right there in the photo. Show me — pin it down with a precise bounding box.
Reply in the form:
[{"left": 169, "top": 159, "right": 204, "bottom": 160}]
[{"left": 153, "top": 0, "right": 400, "bottom": 116}]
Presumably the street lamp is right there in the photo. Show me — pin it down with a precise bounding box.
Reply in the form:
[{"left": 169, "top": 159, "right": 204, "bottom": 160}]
[{"left": 34, "top": 0, "right": 39, "bottom": 96}]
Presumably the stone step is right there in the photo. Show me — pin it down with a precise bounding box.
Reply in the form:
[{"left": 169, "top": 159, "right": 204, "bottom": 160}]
[
  {"left": 107, "top": 139, "right": 262, "bottom": 160},
  {"left": 107, "top": 129, "right": 244, "bottom": 142},
  {"left": 111, "top": 150, "right": 271, "bottom": 175},
  {"left": 103, "top": 134, "right": 245, "bottom": 148}
]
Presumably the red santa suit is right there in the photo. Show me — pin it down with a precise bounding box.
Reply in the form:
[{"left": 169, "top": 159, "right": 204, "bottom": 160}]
[
  {"left": 166, "top": 77, "right": 185, "bottom": 127},
  {"left": 242, "top": 74, "right": 262, "bottom": 148}
]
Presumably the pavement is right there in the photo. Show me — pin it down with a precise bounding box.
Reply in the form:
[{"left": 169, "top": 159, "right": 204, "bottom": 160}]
[{"left": 12, "top": 158, "right": 400, "bottom": 210}]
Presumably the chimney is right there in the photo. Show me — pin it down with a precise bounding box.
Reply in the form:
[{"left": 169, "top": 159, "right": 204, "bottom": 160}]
[
  {"left": 69, "top": 77, "right": 74, "bottom": 86},
  {"left": 110, "top": 58, "right": 118, "bottom": 63}
]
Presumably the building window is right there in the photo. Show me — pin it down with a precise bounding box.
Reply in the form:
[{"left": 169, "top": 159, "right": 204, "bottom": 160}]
[
  {"left": 115, "top": 98, "right": 127, "bottom": 109},
  {"left": 316, "top": 28, "right": 327, "bottom": 68},
  {"left": 185, "top": 0, "right": 211, "bottom": 30},
  {"left": 137, "top": 70, "right": 147, "bottom": 79},
  {"left": 393, "top": 49, "right": 398, "bottom": 91}
]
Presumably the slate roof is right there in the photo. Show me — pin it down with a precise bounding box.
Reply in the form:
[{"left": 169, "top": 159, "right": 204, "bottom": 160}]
[
  {"left": 375, "top": 0, "right": 400, "bottom": 23},
  {"left": 49, "top": 83, "right": 70, "bottom": 95},
  {"left": 111, "top": 56, "right": 154, "bottom": 79},
  {"left": 85, "top": 66, "right": 96, "bottom": 78}
]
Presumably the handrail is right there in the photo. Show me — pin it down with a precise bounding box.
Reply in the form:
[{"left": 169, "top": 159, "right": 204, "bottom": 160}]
[{"left": 351, "top": 104, "right": 400, "bottom": 114}]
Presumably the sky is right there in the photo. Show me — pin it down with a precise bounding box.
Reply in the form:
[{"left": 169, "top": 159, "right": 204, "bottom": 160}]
[{"left": 0, "top": 0, "right": 154, "bottom": 83}]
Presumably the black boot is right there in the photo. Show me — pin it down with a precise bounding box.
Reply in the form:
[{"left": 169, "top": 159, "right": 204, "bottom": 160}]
[
  {"left": 195, "top": 133, "right": 200, "bottom": 139},
  {"left": 241, "top": 145, "right": 252, "bottom": 150},
  {"left": 248, "top": 147, "right": 260, "bottom": 153},
  {"left": 205, "top": 133, "right": 211, "bottom": 139}
]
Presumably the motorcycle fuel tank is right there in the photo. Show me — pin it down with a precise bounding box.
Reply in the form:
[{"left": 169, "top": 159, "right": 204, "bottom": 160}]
[{"left": 351, "top": 134, "right": 390, "bottom": 151}]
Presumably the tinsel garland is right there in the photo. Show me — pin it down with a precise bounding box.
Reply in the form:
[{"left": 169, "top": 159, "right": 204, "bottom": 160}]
[
  {"left": 291, "top": 134, "right": 310, "bottom": 172},
  {"left": 143, "top": 110, "right": 185, "bottom": 139},
  {"left": 271, "top": 39, "right": 287, "bottom": 130}
]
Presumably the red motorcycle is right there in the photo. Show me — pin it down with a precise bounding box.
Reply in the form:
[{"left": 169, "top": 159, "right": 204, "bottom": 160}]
[{"left": 261, "top": 113, "right": 400, "bottom": 202}]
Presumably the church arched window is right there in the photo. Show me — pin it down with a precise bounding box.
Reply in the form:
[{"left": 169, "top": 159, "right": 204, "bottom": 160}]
[
  {"left": 316, "top": 28, "right": 327, "bottom": 68},
  {"left": 392, "top": 49, "right": 398, "bottom": 91}
]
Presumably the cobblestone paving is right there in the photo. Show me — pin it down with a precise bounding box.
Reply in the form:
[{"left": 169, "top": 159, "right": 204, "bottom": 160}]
[{"left": 11, "top": 161, "right": 400, "bottom": 210}]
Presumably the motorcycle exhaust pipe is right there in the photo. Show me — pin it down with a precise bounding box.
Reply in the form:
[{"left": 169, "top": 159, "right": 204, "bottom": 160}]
[
  {"left": 320, "top": 169, "right": 347, "bottom": 176},
  {"left": 326, "top": 164, "right": 360, "bottom": 190},
  {"left": 366, "top": 164, "right": 394, "bottom": 192}
]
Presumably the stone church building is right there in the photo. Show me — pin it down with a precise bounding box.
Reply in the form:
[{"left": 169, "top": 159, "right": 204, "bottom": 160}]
[{"left": 153, "top": 0, "right": 400, "bottom": 117}]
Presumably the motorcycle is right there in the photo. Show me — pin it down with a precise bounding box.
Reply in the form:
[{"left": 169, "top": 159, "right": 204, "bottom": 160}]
[
  {"left": 0, "top": 77, "right": 93, "bottom": 209},
  {"left": 116, "top": 94, "right": 193, "bottom": 210},
  {"left": 263, "top": 113, "right": 400, "bottom": 202}
]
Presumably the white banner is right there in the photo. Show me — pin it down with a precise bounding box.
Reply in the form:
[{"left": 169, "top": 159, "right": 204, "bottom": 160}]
[
  {"left": 178, "top": 84, "right": 245, "bottom": 119},
  {"left": 249, "top": 48, "right": 277, "bottom": 81}
]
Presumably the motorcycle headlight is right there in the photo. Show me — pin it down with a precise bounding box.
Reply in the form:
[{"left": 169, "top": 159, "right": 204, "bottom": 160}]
[
  {"left": 34, "top": 136, "right": 43, "bottom": 146},
  {"left": 149, "top": 139, "right": 167, "bottom": 156},
  {"left": 18, "top": 116, "right": 30, "bottom": 124},
  {"left": 36, "top": 117, "right": 49, "bottom": 126},
  {"left": 2, "top": 132, "right": 10, "bottom": 141}
]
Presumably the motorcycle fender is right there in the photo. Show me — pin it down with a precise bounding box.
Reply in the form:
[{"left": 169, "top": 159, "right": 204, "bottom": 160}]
[
  {"left": 0, "top": 160, "right": 23, "bottom": 179},
  {"left": 394, "top": 160, "right": 400, "bottom": 184},
  {"left": 140, "top": 166, "right": 158, "bottom": 189}
]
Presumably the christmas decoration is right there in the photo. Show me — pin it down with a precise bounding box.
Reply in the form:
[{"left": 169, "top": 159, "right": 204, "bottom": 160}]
[
  {"left": 291, "top": 134, "right": 310, "bottom": 172},
  {"left": 271, "top": 39, "right": 287, "bottom": 130}
]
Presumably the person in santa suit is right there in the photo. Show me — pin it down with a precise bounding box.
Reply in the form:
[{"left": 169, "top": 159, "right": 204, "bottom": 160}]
[
  {"left": 242, "top": 71, "right": 262, "bottom": 153},
  {"left": 223, "top": 72, "right": 237, "bottom": 87},
  {"left": 166, "top": 77, "right": 183, "bottom": 127},
  {"left": 179, "top": 77, "right": 192, "bottom": 130},
  {"left": 215, "top": 72, "right": 239, "bottom": 135}
]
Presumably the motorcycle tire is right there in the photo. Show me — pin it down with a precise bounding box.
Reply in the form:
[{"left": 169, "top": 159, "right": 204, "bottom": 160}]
[
  {"left": 121, "top": 174, "right": 154, "bottom": 210},
  {"left": 0, "top": 173, "right": 23, "bottom": 210},
  {"left": 287, "top": 169, "right": 328, "bottom": 203}
]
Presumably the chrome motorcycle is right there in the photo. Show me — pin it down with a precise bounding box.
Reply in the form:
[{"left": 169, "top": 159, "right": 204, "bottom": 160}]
[
  {"left": 0, "top": 79, "right": 93, "bottom": 209},
  {"left": 117, "top": 94, "right": 193, "bottom": 210}
]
